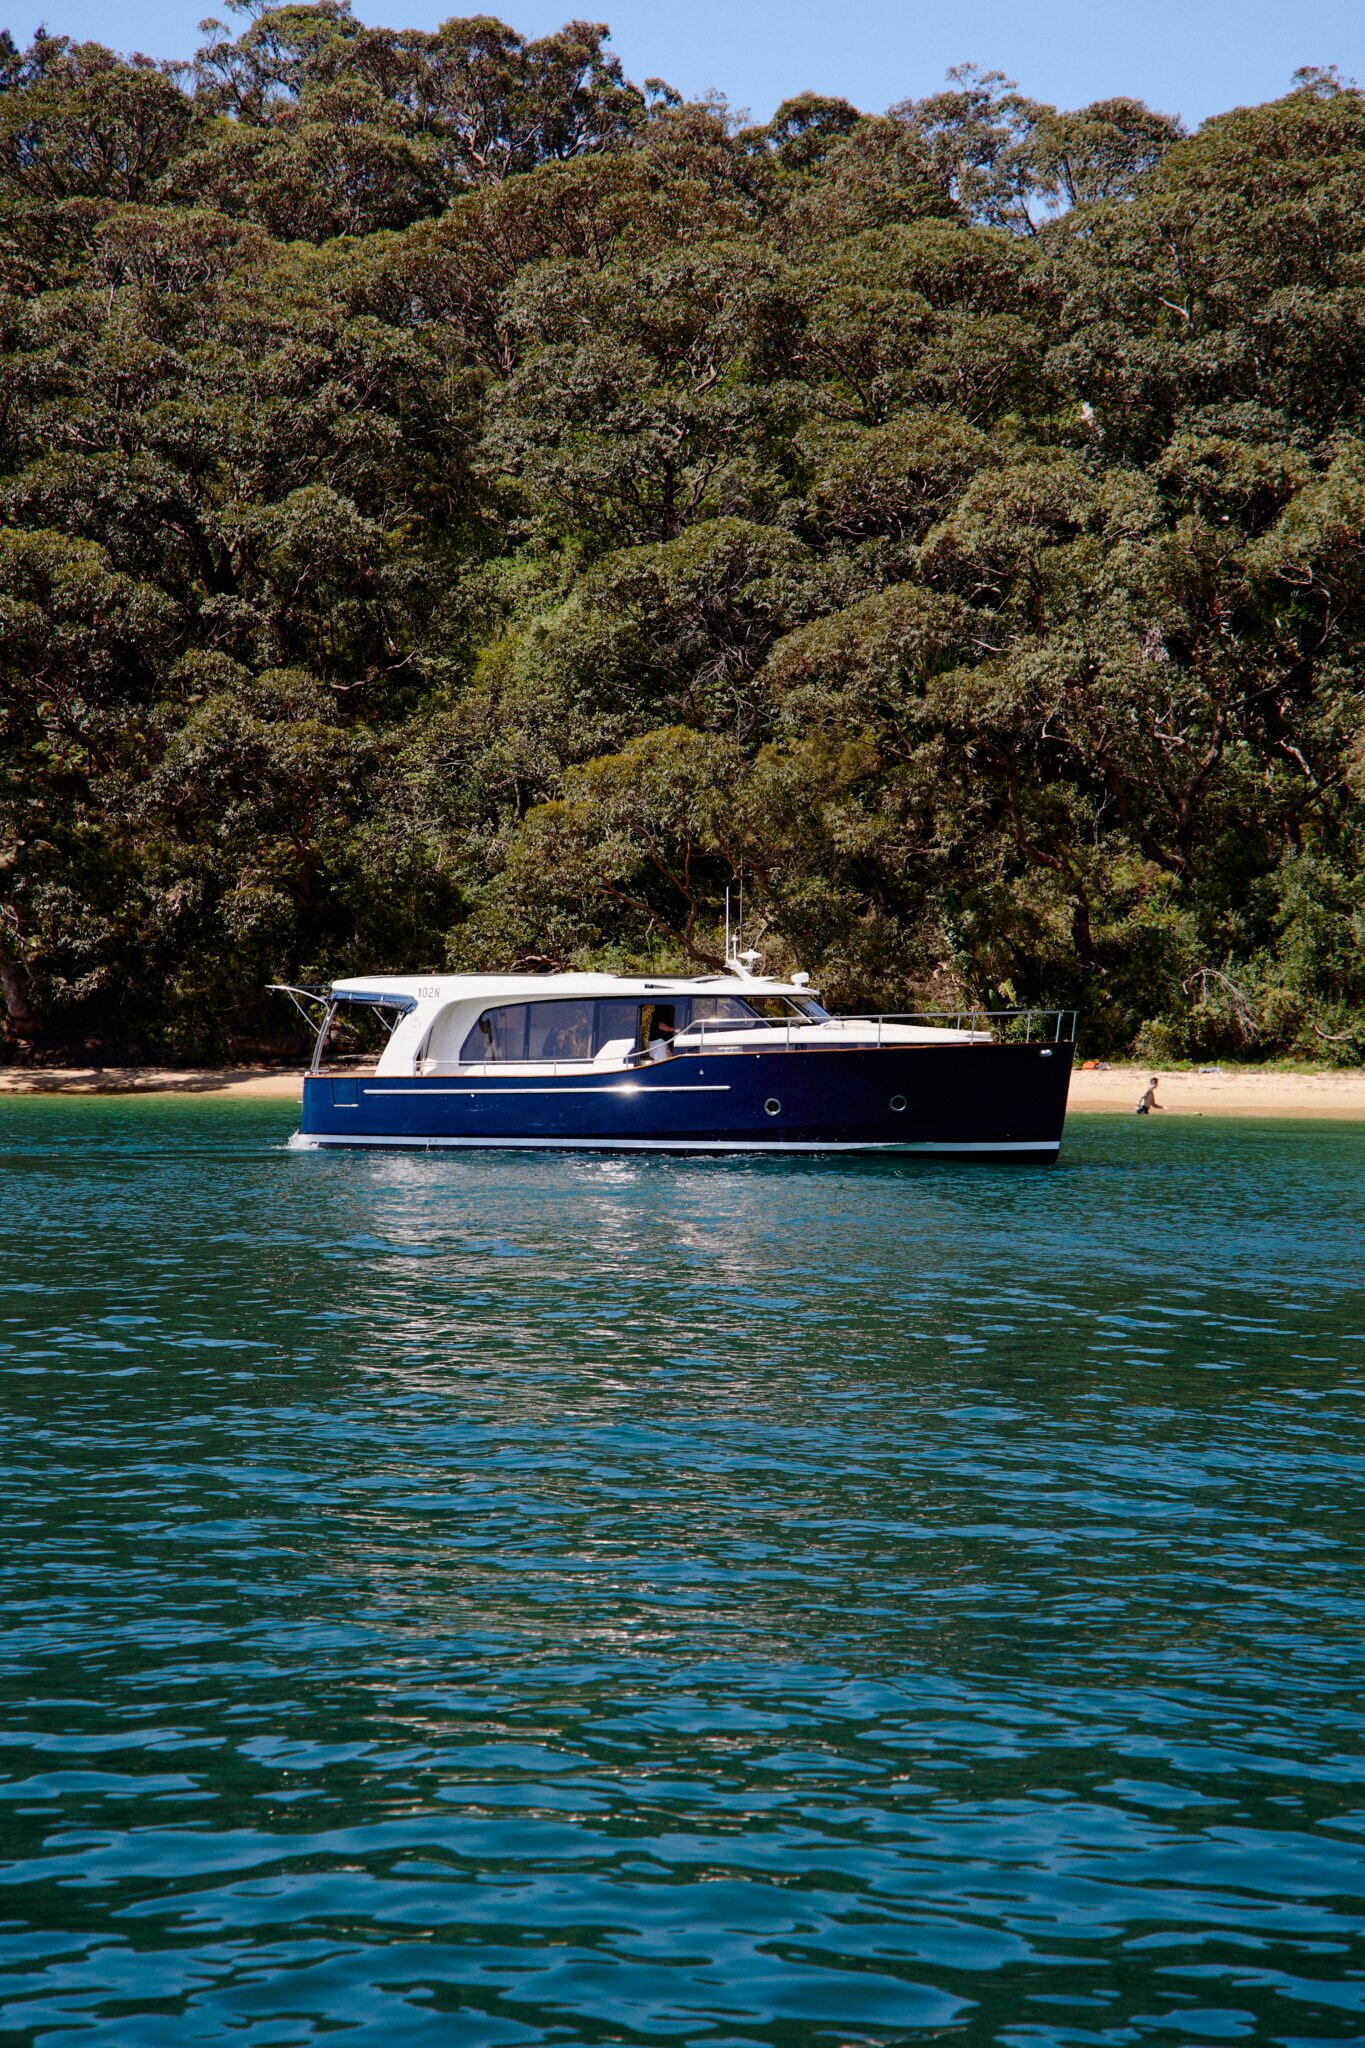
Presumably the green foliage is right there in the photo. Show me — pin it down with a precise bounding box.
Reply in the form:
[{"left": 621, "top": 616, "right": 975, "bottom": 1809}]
[{"left": 0, "top": 14, "right": 1362, "bottom": 1060}]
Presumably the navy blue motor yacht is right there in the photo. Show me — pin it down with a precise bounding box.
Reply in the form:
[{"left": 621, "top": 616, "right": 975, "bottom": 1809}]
[{"left": 278, "top": 960, "right": 1075, "bottom": 1161}]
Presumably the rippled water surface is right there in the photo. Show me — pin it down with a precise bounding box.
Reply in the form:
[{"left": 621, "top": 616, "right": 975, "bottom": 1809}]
[{"left": 3, "top": 1099, "right": 1365, "bottom": 2046}]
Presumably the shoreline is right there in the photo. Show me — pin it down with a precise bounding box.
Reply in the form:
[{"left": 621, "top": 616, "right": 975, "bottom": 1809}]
[
  {"left": 0, "top": 1066, "right": 306, "bottom": 1099},
  {"left": 1, "top": 1063, "right": 1363, "bottom": 1118},
  {"left": 1067, "top": 1065, "right": 1365, "bottom": 1118}
]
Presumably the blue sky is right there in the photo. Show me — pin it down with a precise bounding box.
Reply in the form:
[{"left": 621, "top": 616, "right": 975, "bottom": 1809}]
[{"left": 9, "top": 0, "right": 1364, "bottom": 126}]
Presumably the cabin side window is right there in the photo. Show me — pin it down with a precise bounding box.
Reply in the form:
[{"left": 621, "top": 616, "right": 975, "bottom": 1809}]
[
  {"left": 450, "top": 991, "right": 822, "bottom": 1065},
  {"left": 690, "top": 997, "right": 758, "bottom": 1024},
  {"left": 459, "top": 999, "right": 648, "bottom": 1063},
  {"left": 526, "top": 1001, "right": 594, "bottom": 1061},
  {"left": 595, "top": 999, "right": 645, "bottom": 1051},
  {"left": 459, "top": 1005, "right": 529, "bottom": 1061},
  {"left": 743, "top": 996, "right": 830, "bottom": 1020}
]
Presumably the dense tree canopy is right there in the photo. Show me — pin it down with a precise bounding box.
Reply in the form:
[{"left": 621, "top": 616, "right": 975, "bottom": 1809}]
[{"left": 1, "top": 14, "right": 1362, "bottom": 1061}]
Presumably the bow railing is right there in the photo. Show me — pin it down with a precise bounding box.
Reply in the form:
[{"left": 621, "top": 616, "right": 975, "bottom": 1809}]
[{"left": 666, "top": 1008, "right": 1077, "bottom": 1056}]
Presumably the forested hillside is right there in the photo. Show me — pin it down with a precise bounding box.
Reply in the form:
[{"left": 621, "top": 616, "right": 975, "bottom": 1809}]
[{"left": 1, "top": 11, "right": 1363, "bottom": 1062}]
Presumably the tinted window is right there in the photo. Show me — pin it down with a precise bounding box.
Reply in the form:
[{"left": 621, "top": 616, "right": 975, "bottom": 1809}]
[
  {"left": 455, "top": 994, "right": 824, "bottom": 1062},
  {"left": 460, "top": 1005, "right": 528, "bottom": 1061},
  {"left": 690, "top": 997, "right": 757, "bottom": 1023},
  {"left": 595, "top": 999, "right": 645, "bottom": 1050},
  {"left": 679, "top": 996, "right": 827, "bottom": 1031},
  {"left": 526, "top": 1001, "right": 594, "bottom": 1060},
  {"left": 744, "top": 998, "right": 785, "bottom": 1019},
  {"left": 460, "top": 999, "right": 650, "bottom": 1063}
]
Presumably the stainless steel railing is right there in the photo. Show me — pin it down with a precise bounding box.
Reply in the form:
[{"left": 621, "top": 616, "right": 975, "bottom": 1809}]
[
  {"left": 416, "top": 1008, "right": 1078, "bottom": 1073},
  {"left": 668, "top": 1008, "right": 1077, "bottom": 1055}
]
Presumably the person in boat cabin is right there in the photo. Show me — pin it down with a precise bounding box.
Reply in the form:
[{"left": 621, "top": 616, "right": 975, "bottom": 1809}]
[
  {"left": 642, "top": 1006, "right": 678, "bottom": 1060},
  {"left": 543, "top": 1016, "right": 593, "bottom": 1060}
]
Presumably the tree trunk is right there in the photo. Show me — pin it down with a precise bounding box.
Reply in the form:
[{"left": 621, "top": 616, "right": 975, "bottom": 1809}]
[{"left": 0, "top": 945, "right": 40, "bottom": 1042}]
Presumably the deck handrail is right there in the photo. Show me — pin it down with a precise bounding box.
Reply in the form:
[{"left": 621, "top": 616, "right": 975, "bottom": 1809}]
[
  {"left": 281, "top": 977, "right": 1080, "bottom": 1077},
  {"left": 360, "top": 1007, "right": 1078, "bottom": 1075},
  {"left": 672, "top": 1007, "right": 1077, "bottom": 1054}
]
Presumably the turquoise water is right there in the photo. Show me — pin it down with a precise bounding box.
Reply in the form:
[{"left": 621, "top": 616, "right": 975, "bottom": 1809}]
[{"left": 2, "top": 1100, "right": 1364, "bottom": 2046}]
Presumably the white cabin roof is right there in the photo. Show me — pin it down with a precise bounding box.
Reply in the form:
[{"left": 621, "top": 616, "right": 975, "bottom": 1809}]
[{"left": 329, "top": 970, "right": 814, "bottom": 1006}]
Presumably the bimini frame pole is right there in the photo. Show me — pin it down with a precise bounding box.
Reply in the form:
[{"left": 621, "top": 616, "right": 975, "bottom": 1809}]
[
  {"left": 267, "top": 984, "right": 335, "bottom": 1074},
  {"left": 309, "top": 1002, "right": 337, "bottom": 1075}
]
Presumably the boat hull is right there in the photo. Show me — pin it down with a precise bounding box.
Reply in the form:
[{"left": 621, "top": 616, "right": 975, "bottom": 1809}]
[{"left": 297, "top": 1042, "right": 1073, "bottom": 1160}]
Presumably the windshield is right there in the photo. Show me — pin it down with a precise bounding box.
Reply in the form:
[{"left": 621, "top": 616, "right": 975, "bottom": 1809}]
[
  {"left": 673, "top": 995, "right": 832, "bottom": 1034},
  {"left": 737, "top": 996, "right": 831, "bottom": 1021}
]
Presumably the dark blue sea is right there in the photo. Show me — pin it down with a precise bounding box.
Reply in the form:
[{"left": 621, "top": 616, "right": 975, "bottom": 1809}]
[{"left": 2, "top": 1099, "right": 1364, "bottom": 2045}]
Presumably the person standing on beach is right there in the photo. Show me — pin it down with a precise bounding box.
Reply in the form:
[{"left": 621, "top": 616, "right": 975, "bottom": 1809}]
[{"left": 1136, "top": 1076, "right": 1162, "bottom": 1115}]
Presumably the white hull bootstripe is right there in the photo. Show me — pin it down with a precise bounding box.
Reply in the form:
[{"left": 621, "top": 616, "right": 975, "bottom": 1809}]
[{"left": 290, "top": 1133, "right": 1060, "bottom": 1155}]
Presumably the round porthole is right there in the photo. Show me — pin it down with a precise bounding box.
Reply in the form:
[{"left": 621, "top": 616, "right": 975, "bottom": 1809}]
[
  {"left": 764, "top": 1097, "right": 782, "bottom": 1116},
  {"left": 890, "top": 1094, "right": 907, "bottom": 1113}
]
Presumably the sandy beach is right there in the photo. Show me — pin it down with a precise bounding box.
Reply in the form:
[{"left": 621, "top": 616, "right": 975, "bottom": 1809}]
[
  {"left": 1066, "top": 1065, "right": 1365, "bottom": 1118},
  {"left": 0, "top": 1066, "right": 305, "bottom": 1100},
  {"left": 1, "top": 1061, "right": 1363, "bottom": 1117}
]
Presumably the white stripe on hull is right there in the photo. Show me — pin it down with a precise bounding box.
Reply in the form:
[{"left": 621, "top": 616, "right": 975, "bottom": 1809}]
[
  {"left": 361, "top": 1083, "right": 731, "bottom": 1096},
  {"left": 291, "top": 1132, "right": 1060, "bottom": 1155}
]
